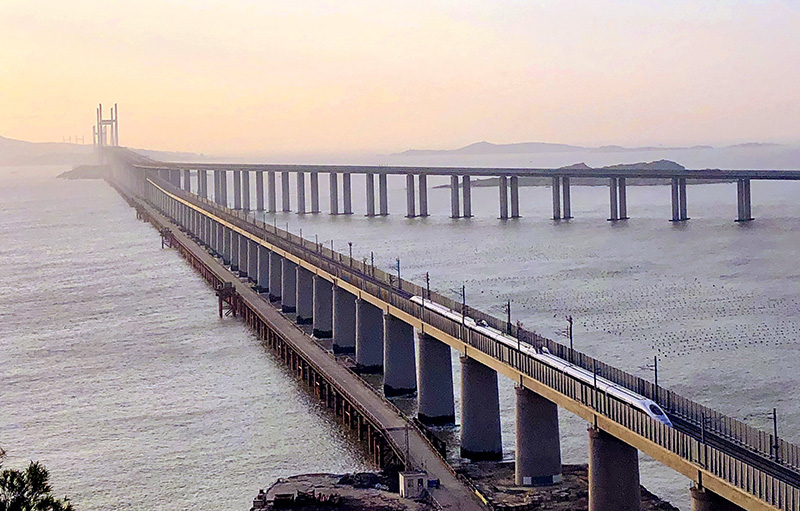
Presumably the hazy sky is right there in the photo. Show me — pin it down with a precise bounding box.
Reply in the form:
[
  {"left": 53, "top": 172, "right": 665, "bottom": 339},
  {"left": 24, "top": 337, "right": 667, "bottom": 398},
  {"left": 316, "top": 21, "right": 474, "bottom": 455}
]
[{"left": 2, "top": 1, "right": 799, "bottom": 155}]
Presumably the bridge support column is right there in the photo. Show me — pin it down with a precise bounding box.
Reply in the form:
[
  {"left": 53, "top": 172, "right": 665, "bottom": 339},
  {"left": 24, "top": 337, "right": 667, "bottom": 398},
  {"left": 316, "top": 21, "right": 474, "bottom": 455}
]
[
  {"left": 281, "top": 259, "right": 297, "bottom": 313},
  {"left": 355, "top": 298, "right": 383, "bottom": 372},
  {"left": 608, "top": 177, "right": 619, "bottom": 221},
  {"left": 214, "top": 170, "right": 222, "bottom": 205},
  {"left": 221, "top": 170, "right": 228, "bottom": 207},
  {"left": 182, "top": 169, "right": 191, "bottom": 192},
  {"left": 295, "top": 266, "right": 314, "bottom": 324},
  {"left": 461, "top": 355, "right": 502, "bottom": 460},
  {"left": 418, "top": 174, "right": 428, "bottom": 217},
  {"left": 199, "top": 170, "right": 208, "bottom": 198},
  {"left": 588, "top": 427, "right": 640, "bottom": 511},
  {"left": 233, "top": 171, "right": 243, "bottom": 210},
  {"left": 618, "top": 177, "right": 629, "bottom": 219},
  {"left": 313, "top": 276, "right": 333, "bottom": 338},
  {"left": 463, "top": 176, "right": 472, "bottom": 217},
  {"left": 516, "top": 386, "right": 562, "bottom": 485},
  {"left": 256, "top": 171, "right": 264, "bottom": 211},
  {"left": 690, "top": 486, "right": 745, "bottom": 511},
  {"left": 268, "top": 251, "right": 282, "bottom": 302},
  {"left": 242, "top": 170, "right": 251, "bottom": 210},
  {"left": 736, "top": 178, "right": 753, "bottom": 222},
  {"left": 378, "top": 174, "right": 389, "bottom": 215},
  {"left": 267, "top": 171, "right": 276, "bottom": 213},
  {"left": 562, "top": 176, "right": 572, "bottom": 219},
  {"left": 247, "top": 239, "right": 258, "bottom": 283},
  {"left": 343, "top": 173, "right": 353, "bottom": 214},
  {"left": 238, "top": 234, "right": 249, "bottom": 278},
  {"left": 417, "top": 333, "right": 455, "bottom": 425},
  {"left": 510, "top": 176, "right": 520, "bottom": 218},
  {"left": 170, "top": 169, "right": 181, "bottom": 187},
  {"left": 329, "top": 173, "right": 339, "bottom": 214},
  {"left": 671, "top": 178, "right": 689, "bottom": 221},
  {"left": 229, "top": 231, "right": 240, "bottom": 272},
  {"left": 281, "top": 171, "right": 291, "bottom": 212},
  {"left": 679, "top": 178, "right": 688, "bottom": 220},
  {"left": 450, "top": 176, "right": 461, "bottom": 218},
  {"left": 365, "top": 173, "right": 376, "bottom": 216},
  {"left": 296, "top": 171, "right": 306, "bottom": 214},
  {"left": 256, "top": 245, "right": 269, "bottom": 293},
  {"left": 383, "top": 314, "right": 416, "bottom": 396},
  {"left": 406, "top": 174, "right": 416, "bottom": 217},
  {"left": 222, "top": 227, "right": 232, "bottom": 265},
  {"left": 310, "top": 172, "right": 320, "bottom": 213},
  {"left": 552, "top": 176, "right": 562, "bottom": 219},
  {"left": 333, "top": 286, "right": 356, "bottom": 353},
  {"left": 499, "top": 176, "right": 509, "bottom": 219}
]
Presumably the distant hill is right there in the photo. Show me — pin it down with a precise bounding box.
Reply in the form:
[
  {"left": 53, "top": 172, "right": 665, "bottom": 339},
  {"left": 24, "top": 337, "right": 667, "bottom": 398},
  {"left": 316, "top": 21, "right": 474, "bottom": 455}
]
[
  {"left": 0, "top": 135, "right": 207, "bottom": 166},
  {"left": 394, "top": 141, "right": 780, "bottom": 157},
  {"left": 0, "top": 135, "right": 94, "bottom": 166}
]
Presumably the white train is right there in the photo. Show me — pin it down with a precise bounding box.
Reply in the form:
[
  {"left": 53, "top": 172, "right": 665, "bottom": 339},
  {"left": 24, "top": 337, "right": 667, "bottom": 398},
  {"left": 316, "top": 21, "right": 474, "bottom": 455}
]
[{"left": 410, "top": 295, "right": 673, "bottom": 428}]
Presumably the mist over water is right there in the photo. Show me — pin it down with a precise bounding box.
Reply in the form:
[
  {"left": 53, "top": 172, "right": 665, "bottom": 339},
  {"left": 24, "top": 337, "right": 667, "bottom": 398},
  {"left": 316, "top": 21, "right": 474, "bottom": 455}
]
[{"left": 0, "top": 166, "right": 368, "bottom": 510}]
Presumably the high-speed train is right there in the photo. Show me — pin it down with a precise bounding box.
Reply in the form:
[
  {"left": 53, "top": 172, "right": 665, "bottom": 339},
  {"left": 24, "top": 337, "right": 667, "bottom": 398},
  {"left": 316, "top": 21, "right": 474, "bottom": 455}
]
[{"left": 410, "top": 295, "right": 673, "bottom": 427}]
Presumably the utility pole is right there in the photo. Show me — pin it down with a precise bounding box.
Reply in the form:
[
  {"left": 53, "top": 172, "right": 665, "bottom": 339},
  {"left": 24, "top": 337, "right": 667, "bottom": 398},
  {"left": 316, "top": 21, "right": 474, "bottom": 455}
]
[
  {"left": 348, "top": 242, "right": 353, "bottom": 266},
  {"left": 505, "top": 299, "right": 512, "bottom": 334},
  {"left": 566, "top": 315, "right": 574, "bottom": 363},
  {"left": 396, "top": 258, "right": 401, "bottom": 290},
  {"left": 461, "top": 285, "right": 466, "bottom": 326},
  {"left": 773, "top": 408, "right": 780, "bottom": 462}
]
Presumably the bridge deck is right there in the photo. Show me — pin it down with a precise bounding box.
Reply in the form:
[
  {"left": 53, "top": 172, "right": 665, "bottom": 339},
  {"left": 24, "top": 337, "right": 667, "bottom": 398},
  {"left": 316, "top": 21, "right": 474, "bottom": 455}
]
[{"left": 139, "top": 192, "right": 486, "bottom": 511}]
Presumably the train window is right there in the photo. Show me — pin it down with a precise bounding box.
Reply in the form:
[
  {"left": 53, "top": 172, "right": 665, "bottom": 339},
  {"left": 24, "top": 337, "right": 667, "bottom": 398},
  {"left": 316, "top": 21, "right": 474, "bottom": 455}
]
[{"left": 649, "top": 404, "right": 665, "bottom": 416}]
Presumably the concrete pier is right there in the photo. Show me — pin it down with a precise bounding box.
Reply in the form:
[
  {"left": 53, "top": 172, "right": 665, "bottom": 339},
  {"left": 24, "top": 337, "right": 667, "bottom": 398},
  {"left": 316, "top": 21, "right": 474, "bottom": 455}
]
[
  {"left": 233, "top": 170, "right": 242, "bottom": 210},
  {"left": 462, "top": 176, "right": 472, "bottom": 218},
  {"left": 333, "top": 286, "right": 357, "bottom": 353},
  {"left": 382, "top": 313, "right": 416, "bottom": 396},
  {"left": 406, "top": 174, "right": 416, "bottom": 218},
  {"left": 214, "top": 170, "right": 222, "bottom": 204},
  {"left": 588, "top": 428, "right": 640, "bottom": 511},
  {"left": 379, "top": 174, "right": 389, "bottom": 215},
  {"left": 256, "top": 245, "right": 269, "bottom": 293},
  {"left": 460, "top": 355, "right": 502, "bottom": 460},
  {"left": 247, "top": 239, "right": 259, "bottom": 282},
  {"left": 238, "top": 233, "right": 249, "bottom": 278},
  {"left": 499, "top": 176, "right": 509, "bottom": 219},
  {"left": 552, "top": 176, "right": 562, "bottom": 220},
  {"left": 296, "top": 171, "right": 306, "bottom": 214},
  {"left": 609, "top": 177, "right": 619, "bottom": 221},
  {"left": 242, "top": 170, "right": 250, "bottom": 210},
  {"left": 312, "top": 276, "right": 333, "bottom": 338},
  {"left": 343, "top": 173, "right": 353, "bottom": 215},
  {"left": 671, "top": 178, "right": 690, "bottom": 221},
  {"left": 355, "top": 298, "right": 383, "bottom": 372},
  {"left": 198, "top": 169, "right": 207, "bottom": 198},
  {"left": 417, "top": 333, "right": 455, "bottom": 425},
  {"left": 182, "top": 169, "right": 191, "bottom": 191},
  {"left": 562, "top": 176, "right": 572, "bottom": 219},
  {"left": 618, "top": 177, "right": 629, "bottom": 220},
  {"left": 310, "top": 172, "right": 320, "bottom": 213},
  {"left": 267, "top": 171, "right": 277, "bottom": 213},
  {"left": 690, "top": 486, "right": 745, "bottom": 511},
  {"left": 230, "top": 231, "right": 239, "bottom": 272},
  {"left": 736, "top": 178, "right": 753, "bottom": 222},
  {"left": 216, "top": 221, "right": 224, "bottom": 260},
  {"left": 295, "top": 266, "right": 314, "bottom": 324},
  {"left": 281, "top": 259, "right": 297, "bottom": 313},
  {"left": 450, "top": 175, "right": 460, "bottom": 218},
  {"left": 256, "top": 171, "right": 265, "bottom": 211},
  {"left": 220, "top": 170, "right": 228, "bottom": 207},
  {"left": 222, "top": 226, "right": 232, "bottom": 265},
  {"left": 281, "top": 171, "right": 291, "bottom": 212},
  {"left": 515, "top": 386, "right": 562, "bottom": 485},
  {"left": 329, "top": 173, "right": 339, "bottom": 214},
  {"left": 418, "top": 174, "right": 428, "bottom": 217},
  {"left": 268, "top": 251, "right": 282, "bottom": 302},
  {"left": 510, "top": 176, "right": 520, "bottom": 218},
  {"left": 365, "top": 173, "right": 376, "bottom": 217}
]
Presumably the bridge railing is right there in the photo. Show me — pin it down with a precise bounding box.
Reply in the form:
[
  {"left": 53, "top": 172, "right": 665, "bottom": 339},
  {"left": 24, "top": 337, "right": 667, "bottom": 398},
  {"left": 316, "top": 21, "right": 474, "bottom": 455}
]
[{"left": 144, "top": 175, "right": 800, "bottom": 510}]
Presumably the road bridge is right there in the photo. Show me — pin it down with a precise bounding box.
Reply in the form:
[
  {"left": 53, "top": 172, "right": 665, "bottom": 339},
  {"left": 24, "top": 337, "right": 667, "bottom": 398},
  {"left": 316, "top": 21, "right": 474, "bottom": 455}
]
[{"left": 106, "top": 146, "right": 800, "bottom": 511}]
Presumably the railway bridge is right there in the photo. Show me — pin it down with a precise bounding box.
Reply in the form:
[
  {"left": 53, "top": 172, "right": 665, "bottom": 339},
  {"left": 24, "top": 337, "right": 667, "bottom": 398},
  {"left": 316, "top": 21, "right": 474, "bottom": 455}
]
[{"left": 103, "top": 144, "right": 800, "bottom": 511}]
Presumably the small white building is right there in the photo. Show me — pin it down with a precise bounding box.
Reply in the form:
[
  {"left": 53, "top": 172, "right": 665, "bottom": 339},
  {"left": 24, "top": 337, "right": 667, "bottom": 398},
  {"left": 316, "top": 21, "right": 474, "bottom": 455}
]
[{"left": 399, "top": 471, "right": 428, "bottom": 499}]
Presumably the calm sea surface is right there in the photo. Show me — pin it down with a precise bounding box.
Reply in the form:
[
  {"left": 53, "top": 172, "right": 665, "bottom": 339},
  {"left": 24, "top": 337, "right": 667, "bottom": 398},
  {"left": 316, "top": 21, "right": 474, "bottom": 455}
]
[
  {"left": 0, "top": 166, "right": 368, "bottom": 510},
  {"left": 3, "top": 165, "right": 800, "bottom": 510}
]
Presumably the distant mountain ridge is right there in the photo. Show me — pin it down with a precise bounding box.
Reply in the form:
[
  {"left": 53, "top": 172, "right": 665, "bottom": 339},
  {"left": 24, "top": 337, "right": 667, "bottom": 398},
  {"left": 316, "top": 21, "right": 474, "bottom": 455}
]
[{"left": 394, "top": 140, "right": 783, "bottom": 157}]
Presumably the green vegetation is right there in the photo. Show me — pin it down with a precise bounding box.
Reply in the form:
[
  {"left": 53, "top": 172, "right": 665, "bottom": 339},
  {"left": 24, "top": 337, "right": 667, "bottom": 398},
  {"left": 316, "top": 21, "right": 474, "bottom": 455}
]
[{"left": 0, "top": 448, "right": 74, "bottom": 511}]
